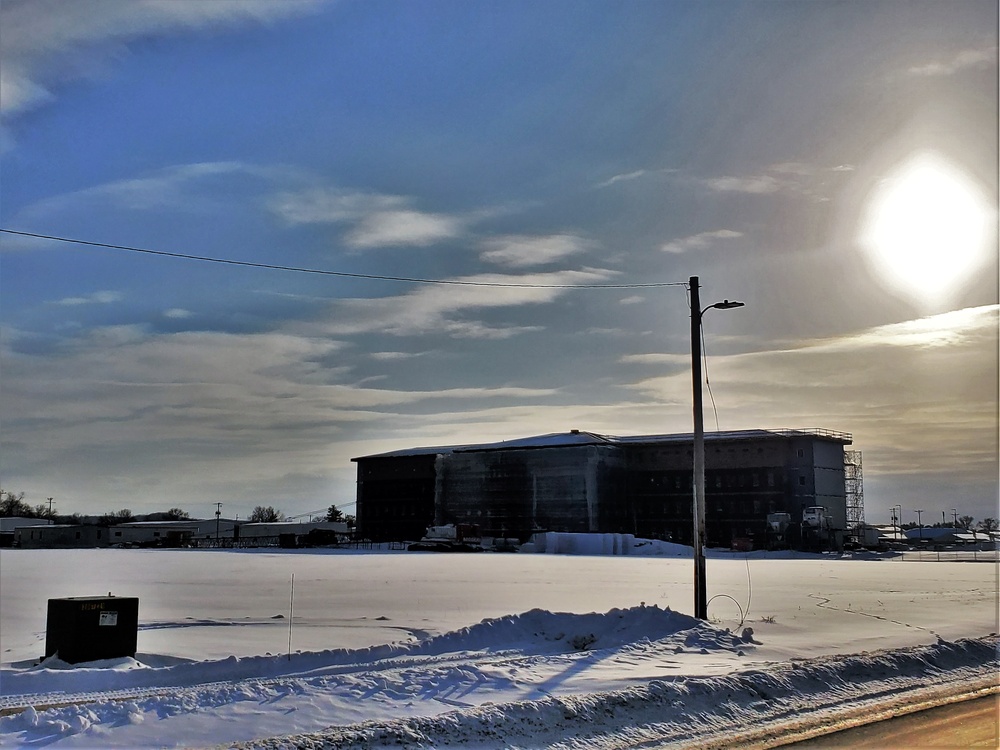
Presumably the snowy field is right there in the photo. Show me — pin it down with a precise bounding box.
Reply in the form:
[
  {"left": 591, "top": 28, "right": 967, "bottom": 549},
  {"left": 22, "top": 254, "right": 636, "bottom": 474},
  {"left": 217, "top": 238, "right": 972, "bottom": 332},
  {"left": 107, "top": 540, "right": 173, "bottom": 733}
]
[{"left": 0, "top": 547, "right": 997, "bottom": 749}]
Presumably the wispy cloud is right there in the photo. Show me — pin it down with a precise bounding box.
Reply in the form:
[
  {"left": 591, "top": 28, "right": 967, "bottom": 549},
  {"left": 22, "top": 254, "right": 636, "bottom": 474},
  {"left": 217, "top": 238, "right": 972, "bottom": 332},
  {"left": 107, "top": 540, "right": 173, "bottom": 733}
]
[
  {"left": 907, "top": 47, "right": 996, "bottom": 77},
  {"left": 164, "top": 309, "right": 193, "bottom": 319},
  {"left": 703, "top": 175, "right": 781, "bottom": 194},
  {"left": 52, "top": 290, "right": 122, "bottom": 306},
  {"left": 313, "top": 268, "right": 618, "bottom": 339},
  {"left": 17, "top": 161, "right": 289, "bottom": 219},
  {"left": 271, "top": 187, "right": 465, "bottom": 249},
  {"left": 619, "top": 296, "right": 644, "bottom": 305},
  {"left": 0, "top": 0, "right": 327, "bottom": 121},
  {"left": 660, "top": 229, "right": 742, "bottom": 255},
  {"left": 595, "top": 170, "right": 647, "bottom": 189},
  {"left": 479, "top": 234, "right": 591, "bottom": 268},
  {"left": 788, "top": 305, "right": 998, "bottom": 354}
]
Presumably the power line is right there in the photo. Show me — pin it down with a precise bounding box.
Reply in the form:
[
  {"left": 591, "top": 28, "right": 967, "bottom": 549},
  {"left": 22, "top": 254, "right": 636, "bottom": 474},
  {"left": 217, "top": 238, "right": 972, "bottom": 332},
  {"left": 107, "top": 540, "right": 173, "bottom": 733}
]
[{"left": 0, "top": 229, "right": 687, "bottom": 290}]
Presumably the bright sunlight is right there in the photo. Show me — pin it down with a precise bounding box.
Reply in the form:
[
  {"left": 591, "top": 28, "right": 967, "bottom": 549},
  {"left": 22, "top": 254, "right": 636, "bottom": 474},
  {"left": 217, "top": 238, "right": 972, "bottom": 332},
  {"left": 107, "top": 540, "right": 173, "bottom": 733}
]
[{"left": 857, "top": 151, "right": 994, "bottom": 308}]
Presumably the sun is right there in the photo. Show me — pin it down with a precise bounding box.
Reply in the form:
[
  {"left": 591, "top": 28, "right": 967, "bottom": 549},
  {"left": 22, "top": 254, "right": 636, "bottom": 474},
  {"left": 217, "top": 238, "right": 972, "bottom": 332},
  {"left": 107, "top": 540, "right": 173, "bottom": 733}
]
[{"left": 857, "top": 151, "right": 994, "bottom": 308}]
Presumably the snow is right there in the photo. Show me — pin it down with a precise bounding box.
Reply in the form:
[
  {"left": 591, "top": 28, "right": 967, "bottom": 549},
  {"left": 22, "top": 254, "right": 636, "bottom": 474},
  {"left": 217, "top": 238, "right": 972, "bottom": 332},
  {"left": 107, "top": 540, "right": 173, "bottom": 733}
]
[{"left": 1, "top": 545, "right": 997, "bottom": 748}]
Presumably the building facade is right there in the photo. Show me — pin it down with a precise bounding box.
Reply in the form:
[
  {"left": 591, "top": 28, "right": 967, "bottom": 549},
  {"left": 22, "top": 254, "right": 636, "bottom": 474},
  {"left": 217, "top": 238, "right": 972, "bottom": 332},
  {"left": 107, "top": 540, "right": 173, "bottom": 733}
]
[{"left": 353, "top": 429, "right": 856, "bottom": 547}]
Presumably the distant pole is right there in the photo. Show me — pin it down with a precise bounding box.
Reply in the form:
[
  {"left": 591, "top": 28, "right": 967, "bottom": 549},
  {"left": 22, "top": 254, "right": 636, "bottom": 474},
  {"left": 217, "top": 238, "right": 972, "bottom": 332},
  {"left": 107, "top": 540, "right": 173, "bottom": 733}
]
[
  {"left": 287, "top": 573, "right": 295, "bottom": 661},
  {"left": 952, "top": 508, "right": 958, "bottom": 527},
  {"left": 914, "top": 509, "right": 923, "bottom": 540},
  {"left": 47, "top": 497, "right": 54, "bottom": 517},
  {"left": 215, "top": 503, "right": 223, "bottom": 544}
]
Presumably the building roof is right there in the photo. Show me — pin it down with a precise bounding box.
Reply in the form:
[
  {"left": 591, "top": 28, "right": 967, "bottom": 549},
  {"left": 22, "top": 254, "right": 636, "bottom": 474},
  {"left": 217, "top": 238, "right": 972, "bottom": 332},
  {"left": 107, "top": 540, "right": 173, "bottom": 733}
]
[{"left": 352, "top": 428, "right": 852, "bottom": 461}]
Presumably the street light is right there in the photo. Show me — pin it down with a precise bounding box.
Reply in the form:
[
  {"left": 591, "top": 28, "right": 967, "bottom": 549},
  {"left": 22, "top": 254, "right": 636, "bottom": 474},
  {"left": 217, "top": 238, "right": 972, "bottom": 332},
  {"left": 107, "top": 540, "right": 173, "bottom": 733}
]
[{"left": 690, "top": 276, "right": 744, "bottom": 621}]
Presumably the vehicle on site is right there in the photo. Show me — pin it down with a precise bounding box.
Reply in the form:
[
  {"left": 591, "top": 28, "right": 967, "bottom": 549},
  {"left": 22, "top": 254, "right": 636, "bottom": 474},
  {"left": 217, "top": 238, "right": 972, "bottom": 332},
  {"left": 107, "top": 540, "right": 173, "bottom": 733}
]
[
  {"left": 408, "top": 523, "right": 484, "bottom": 552},
  {"left": 800, "top": 505, "right": 840, "bottom": 551},
  {"left": 764, "top": 512, "right": 792, "bottom": 550}
]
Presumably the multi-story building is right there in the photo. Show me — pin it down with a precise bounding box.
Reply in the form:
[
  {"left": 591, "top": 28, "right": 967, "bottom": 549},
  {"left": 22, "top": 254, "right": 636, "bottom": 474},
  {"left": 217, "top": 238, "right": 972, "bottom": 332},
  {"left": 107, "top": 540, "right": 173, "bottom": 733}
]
[{"left": 352, "top": 428, "right": 856, "bottom": 548}]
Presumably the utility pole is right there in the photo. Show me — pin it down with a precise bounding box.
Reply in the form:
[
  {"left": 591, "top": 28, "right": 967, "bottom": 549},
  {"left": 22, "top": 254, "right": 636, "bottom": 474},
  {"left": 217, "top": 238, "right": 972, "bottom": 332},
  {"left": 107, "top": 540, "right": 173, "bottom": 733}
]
[
  {"left": 215, "top": 503, "right": 223, "bottom": 544},
  {"left": 690, "top": 277, "right": 707, "bottom": 622},
  {"left": 952, "top": 508, "right": 958, "bottom": 527},
  {"left": 689, "top": 276, "right": 743, "bottom": 621},
  {"left": 46, "top": 497, "right": 54, "bottom": 518},
  {"left": 914, "top": 509, "right": 923, "bottom": 540}
]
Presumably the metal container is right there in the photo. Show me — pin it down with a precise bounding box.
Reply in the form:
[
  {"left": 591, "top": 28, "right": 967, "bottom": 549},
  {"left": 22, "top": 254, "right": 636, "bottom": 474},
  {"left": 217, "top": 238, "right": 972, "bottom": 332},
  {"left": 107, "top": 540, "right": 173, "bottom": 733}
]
[{"left": 44, "top": 596, "right": 139, "bottom": 664}]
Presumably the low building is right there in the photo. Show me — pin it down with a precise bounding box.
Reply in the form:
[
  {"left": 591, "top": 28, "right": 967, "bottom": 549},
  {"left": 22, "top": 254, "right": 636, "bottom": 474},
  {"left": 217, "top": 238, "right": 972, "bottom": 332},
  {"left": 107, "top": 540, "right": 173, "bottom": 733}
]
[
  {"left": 237, "top": 521, "right": 349, "bottom": 547},
  {"left": 1, "top": 517, "right": 52, "bottom": 547},
  {"left": 15, "top": 524, "right": 108, "bottom": 549},
  {"left": 353, "top": 428, "right": 856, "bottom": 548},
  {"left": 108, "top": 521, "right": 199, "bottom": 547}
]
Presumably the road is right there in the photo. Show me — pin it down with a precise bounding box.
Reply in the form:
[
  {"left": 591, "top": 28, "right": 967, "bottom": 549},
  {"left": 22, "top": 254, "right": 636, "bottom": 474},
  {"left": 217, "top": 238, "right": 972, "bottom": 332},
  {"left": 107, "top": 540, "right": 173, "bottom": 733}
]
[{"left": 787, "top": 694, "right": 999, "bottom": 749}]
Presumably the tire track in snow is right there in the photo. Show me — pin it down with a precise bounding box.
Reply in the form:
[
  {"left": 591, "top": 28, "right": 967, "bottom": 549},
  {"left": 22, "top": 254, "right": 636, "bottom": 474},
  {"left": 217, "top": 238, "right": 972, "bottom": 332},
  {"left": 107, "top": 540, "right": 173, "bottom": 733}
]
[{"left": 807, "top": 593, "right": 935, "bottom": 634}]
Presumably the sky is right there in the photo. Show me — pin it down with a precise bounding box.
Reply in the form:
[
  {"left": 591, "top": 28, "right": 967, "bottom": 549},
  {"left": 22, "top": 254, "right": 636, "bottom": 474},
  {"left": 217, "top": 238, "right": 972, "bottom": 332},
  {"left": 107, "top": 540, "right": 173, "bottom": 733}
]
[{"left": 1, "top": 0, "right": 997, "bottom": 524}]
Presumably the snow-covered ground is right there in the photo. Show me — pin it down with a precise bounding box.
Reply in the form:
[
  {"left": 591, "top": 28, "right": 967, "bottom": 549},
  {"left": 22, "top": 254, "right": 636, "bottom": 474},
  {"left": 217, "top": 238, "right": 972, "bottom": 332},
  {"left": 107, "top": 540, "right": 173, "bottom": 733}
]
[{"left": 0, "top": 546, "right": 997, "bottom": 748}]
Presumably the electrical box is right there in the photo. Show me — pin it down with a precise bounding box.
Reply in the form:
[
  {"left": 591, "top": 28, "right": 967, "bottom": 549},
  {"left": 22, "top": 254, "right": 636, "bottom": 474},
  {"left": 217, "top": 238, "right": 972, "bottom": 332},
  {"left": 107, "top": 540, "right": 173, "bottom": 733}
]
[{"left": 44, "top": 596, "right": 139, "bottom": 664}]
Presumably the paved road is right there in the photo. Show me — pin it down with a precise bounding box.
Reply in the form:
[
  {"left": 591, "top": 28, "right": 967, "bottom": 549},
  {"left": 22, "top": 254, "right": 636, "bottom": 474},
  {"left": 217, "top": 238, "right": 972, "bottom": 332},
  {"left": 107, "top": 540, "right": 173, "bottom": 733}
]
[{"left": 788, "top": 694, "right": 999, "bottom": 749}]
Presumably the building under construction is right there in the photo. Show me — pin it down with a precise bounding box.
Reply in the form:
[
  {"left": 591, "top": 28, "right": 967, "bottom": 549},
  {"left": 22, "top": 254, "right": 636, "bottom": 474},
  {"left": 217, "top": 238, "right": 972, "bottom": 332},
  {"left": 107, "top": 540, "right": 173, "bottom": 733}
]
[{"left": 352, "top": 428, "right": 861, "bottom": 549}]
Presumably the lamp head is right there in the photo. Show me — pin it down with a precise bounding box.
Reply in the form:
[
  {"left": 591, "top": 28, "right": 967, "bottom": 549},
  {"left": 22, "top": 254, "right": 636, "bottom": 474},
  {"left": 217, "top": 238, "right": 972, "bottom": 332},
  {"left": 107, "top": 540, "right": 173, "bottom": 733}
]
[{"left": 711, "top": 300, "right": 745, "bottom": 310}]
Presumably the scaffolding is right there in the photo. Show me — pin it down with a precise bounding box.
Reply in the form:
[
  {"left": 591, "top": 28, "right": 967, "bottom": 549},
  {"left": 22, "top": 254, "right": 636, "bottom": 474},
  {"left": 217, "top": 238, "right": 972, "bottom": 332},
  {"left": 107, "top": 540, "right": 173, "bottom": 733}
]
[{"left": 845, "top": 450, "right": 865, "bottom": 538}]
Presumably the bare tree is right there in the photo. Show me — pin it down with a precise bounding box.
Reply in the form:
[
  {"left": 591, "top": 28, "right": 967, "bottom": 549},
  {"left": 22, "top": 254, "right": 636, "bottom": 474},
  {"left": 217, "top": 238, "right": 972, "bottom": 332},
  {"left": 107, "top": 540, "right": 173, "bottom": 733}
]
[
  {"left": 100, "top": 508, "right": 135, "bottom": 525},
  {"left": 249, "top": 505, "right": 284, "bottom": 523},
  {"left": 977, "top": 517, "right": 998, "bottom": 533},
  {"left": 958, "top": 515, "right": 975, "bottom": 530},
  {"left": 0, "top": 489, "right": 31, "bottom": 517}
]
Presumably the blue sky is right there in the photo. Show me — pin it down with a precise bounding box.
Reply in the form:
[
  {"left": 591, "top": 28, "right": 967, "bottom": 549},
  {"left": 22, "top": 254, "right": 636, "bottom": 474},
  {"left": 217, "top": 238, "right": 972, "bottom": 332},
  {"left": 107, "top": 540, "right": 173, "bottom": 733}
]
[{"left": 1, "top": 0, "right": 997, "bottom": 524}]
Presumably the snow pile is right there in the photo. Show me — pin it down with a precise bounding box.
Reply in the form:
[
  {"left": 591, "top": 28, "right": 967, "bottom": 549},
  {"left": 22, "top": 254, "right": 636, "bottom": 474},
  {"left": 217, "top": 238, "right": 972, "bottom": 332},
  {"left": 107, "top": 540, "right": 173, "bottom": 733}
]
[
  {"left": 234, "top": 635, "right": 999, "bottom": 749},
  {"left": 409, "top": 606, "right": 722, "bottom": 654},
  {"left": 526, "top": 533, "right": 637, "bottom": 556},
  {"left": 0, "top": 606, "right": 751, "bottom": 747}
]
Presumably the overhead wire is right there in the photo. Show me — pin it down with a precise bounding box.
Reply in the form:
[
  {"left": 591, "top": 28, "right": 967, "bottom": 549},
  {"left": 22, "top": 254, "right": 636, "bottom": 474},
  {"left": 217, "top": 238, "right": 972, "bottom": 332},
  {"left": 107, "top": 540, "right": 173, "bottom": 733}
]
[{"left": 0, "top": 229, "right": 688, "bottom": 290}]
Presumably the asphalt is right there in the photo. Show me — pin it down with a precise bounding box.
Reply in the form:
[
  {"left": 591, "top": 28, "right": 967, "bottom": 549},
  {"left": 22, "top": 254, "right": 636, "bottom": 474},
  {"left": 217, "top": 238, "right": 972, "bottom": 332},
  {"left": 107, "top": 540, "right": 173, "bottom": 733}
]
[{"left": 786, "top": 694, "right": 1000, "bottom": 749}]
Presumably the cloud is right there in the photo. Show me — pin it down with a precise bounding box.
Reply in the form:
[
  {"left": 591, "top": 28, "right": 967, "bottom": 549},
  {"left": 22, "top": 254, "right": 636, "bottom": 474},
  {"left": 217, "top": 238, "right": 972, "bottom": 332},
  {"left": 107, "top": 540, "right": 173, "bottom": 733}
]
[
  {"left": 619, "top": 296, "right": 644, "bottom": 305},
  {"left": 595, "top": 170, "right": 647, "bottom": 189},
  {"left": 479, "top": 234, "right": 591, "bottom": 268},
  {"left": 0, "top": 0, "right": 327, "bottom": 121},
  {"left": 271, "top": 187, "right": 465, "bottom": 249},
  {"left": 788, "top": 305, "right": 998, "bottom": 354},
  {"left": 17, "top": 161, "right": 289, "bottom": 219},
  {"left": 312, "top": 268, "right": 619, "bottom": 338},
  {"left": 347, "top": 210, "right": 462, "bottom": 249},
  {"left": 164, "top": 309, "right": 193, "bottom": 319},
  {"left": 907, "top": 47, "right": 996, "bottom": 77},
  {"left": 370, "top": 351, "right": 423, "bottom": 361},
  {"left": 703, "top": 175, "right": 781, "bottom": 194},
  {"left": 660, "top": 229, "right": 742, "bottom": 255},
  {"left": 52, "top": 290, "right": 122, "bottom": 306}
]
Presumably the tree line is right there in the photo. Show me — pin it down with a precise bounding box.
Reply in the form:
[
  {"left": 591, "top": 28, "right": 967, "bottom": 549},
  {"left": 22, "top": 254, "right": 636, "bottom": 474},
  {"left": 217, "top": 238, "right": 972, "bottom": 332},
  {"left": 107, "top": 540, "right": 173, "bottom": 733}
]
[
  {"left": 0, "top": 490, "right": 354, "bottom": 528},
  {"left": 898, "top": 516, "right": 998, "bottom": 532}
]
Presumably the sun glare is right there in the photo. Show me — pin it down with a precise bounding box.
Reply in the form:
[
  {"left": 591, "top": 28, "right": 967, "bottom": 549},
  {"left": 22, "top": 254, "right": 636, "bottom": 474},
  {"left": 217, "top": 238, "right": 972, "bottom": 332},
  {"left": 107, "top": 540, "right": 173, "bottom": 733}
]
[{"left": 858, "top": 151, "right": 994, "bottom": 307}]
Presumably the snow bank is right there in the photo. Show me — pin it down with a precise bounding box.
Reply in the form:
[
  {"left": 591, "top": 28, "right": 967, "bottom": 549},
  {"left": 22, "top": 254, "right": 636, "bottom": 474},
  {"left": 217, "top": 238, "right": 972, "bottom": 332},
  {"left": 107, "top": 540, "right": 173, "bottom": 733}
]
[
  {"left": 233, "top": 635, "right": 999, "bottom": 749},
  {"left": 0, "top": 606, "right": 730, "bottom": 701}
]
